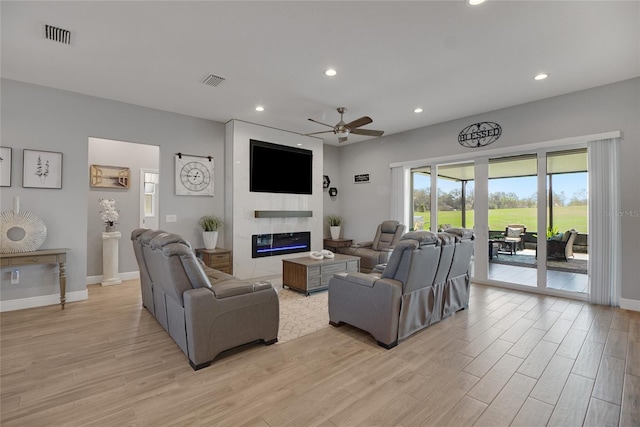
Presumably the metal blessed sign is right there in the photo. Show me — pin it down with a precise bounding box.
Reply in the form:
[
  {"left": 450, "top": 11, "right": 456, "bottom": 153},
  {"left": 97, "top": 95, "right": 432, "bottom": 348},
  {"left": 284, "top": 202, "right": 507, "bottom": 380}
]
[{"left": 458, "top": 122, "right": 502, "bottom": 148}]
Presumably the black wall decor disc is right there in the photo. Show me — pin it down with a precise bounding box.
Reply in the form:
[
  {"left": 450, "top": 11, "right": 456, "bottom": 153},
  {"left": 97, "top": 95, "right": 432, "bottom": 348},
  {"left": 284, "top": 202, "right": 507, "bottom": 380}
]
[{"left": 458, "top": 122, "right": 502, "bottom": 148}]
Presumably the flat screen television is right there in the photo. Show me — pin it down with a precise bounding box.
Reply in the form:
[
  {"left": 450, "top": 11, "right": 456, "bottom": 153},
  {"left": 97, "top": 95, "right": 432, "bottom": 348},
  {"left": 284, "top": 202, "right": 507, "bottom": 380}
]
[{"left": 250, "top": 139, "right": 313, "bottom": 195}]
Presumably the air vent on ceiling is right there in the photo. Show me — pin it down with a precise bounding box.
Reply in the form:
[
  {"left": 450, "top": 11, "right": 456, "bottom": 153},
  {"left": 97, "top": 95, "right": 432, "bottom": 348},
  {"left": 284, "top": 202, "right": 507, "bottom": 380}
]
[
  {"left": 44, "top": 24, "right": 71, "bottom": 45},
  {"left": 202, "top": 74, "right": 225, "bottom": 87}
]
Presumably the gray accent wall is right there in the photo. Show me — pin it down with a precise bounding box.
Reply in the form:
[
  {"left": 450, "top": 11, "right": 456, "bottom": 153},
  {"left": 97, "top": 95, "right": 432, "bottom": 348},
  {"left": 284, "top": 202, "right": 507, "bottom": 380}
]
[
  {"left": 322, "top": 144, "right": 342, "bottom": 238},
  {"left": 335, "top": 78, "right": 640, "bottom": 301},
  {"left": 1, "top": 78, "right": 225, "bottom": 302}
]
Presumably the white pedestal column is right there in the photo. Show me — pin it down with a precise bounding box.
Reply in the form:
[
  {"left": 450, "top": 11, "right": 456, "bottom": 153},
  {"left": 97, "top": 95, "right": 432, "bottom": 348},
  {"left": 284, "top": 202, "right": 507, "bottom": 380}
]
[{"left": 101, "top": 231, "right": 122, "bottom": 286}]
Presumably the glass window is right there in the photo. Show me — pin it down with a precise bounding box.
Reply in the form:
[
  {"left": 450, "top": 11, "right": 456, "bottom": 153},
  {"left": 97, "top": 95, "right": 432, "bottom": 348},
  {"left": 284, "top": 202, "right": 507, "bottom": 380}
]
[
  {"left": 437, "top": 162, "right": 474, "bottom": 229},
  {"left": 411, "top": 166, "right": 430, "bottom": 230}
]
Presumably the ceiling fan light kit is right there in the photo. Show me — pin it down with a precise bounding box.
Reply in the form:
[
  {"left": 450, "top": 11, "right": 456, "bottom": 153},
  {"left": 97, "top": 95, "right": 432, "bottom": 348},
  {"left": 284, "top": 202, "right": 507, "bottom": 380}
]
[{"left": 305, "top": 107, "right": 384, "bottom": 143}]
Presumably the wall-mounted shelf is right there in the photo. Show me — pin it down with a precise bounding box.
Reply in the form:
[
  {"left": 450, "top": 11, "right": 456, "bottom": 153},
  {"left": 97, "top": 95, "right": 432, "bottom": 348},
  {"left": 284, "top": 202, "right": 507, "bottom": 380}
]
[{"left": 254, "top": 210, "right": 313, "bottom": 218}]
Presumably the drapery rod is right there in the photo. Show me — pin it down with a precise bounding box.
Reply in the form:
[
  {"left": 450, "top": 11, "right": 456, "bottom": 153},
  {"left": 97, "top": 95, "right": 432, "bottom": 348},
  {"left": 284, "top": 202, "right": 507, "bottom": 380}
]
[{"left": 176, "top": 152, "right": 213, "bottom": 161}]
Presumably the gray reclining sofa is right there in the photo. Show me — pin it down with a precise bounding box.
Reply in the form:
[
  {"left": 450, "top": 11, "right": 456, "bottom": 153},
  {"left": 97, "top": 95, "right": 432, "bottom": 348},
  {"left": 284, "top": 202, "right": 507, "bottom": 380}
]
[
  {"left": 131, "top": 229, "right": 279, "bottom": 370},
  {"left": 328, "top": 228, "right": 474, "bottom": 348}
]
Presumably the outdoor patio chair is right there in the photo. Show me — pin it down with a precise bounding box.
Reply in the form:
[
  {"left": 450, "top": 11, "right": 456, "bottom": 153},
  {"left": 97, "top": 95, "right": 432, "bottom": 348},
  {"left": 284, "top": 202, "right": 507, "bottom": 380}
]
[
  {"left": 504, "top": 224, "right": 526, "bottom": 253},
  {"left": 548, "top": 229, "right": 578, "bottom": 261}
]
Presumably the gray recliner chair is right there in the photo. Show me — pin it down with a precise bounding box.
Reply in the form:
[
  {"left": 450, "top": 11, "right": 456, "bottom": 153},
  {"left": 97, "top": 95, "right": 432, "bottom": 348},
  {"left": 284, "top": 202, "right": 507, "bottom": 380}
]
[
  {"left": 131, "top": 228, "right": 164, "bottom": 317},
  {"left": 337, "top": 220, "right": 405, "bottom": 273},
  {"left": 441, "top": 228, "right": 475, "bottom": 318},
  {"left": 131, "top": 229, "right": 279, "bottom": 370},
  {"left": 329, "top": 228, "right": 474, "bottom": 348}
]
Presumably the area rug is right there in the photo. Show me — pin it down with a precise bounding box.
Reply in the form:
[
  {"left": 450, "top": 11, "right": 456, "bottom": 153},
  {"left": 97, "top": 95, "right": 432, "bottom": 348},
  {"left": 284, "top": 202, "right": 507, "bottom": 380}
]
[
  {"left": 268, "top": 277, "right": 330, "bottom": 344},
  {"left": 490, "top": 253, "right": 587, "bottom": 274}
]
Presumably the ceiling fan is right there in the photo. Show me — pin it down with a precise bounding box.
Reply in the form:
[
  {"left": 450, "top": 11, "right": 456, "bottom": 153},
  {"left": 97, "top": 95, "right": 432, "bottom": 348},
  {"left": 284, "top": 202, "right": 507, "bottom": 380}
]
[{"left": 305, "top": 107, "right": 384, "bottom": 143}]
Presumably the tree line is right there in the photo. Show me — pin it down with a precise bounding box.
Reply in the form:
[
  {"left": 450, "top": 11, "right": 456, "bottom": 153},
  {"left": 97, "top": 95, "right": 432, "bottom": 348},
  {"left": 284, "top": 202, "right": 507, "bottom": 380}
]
[{"left": 413, "top": 188, "right": 588, "bottom": 212}]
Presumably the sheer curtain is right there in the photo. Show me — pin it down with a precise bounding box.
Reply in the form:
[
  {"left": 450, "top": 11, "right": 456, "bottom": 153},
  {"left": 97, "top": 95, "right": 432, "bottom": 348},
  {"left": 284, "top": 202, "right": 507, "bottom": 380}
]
[
  {"left": 588, "top": 138, "right": 621, "bottom": 306},
  {"left": 390, "top": 166, "right": 408, "bottom": 225}
]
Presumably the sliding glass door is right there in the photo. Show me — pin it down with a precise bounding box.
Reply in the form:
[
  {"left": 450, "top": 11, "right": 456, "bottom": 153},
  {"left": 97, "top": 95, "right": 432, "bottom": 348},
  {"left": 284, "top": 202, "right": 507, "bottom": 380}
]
[
  {"left": 436, "top": 163, "right": 475, "bottom": 230},
  {"left": 411, "top": 163, "right": 475, "bottom": 232},
  {"left": 409, "top": 147, "right": 588, "bottom": 296},
  {"left": 487, "top": 155, "right": 538, "bottom": 287},
  {"left": 545, "top": 149, "right": 589, "bottom": 294}
]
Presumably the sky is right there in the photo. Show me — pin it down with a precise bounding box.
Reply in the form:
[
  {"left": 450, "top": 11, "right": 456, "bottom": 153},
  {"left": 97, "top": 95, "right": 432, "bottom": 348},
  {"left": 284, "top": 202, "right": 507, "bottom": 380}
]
[{"left": 414, "top": 172, "right": 588, "bottom": 201}]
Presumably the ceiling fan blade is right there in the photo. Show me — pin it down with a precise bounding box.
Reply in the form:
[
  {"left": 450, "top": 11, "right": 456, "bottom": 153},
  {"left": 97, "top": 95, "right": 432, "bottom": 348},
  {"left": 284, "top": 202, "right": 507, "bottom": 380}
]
[
  {"left": 308, "top": 118, "right": 335, "bottom": 128},
  {"left": 338, "top": 136, "right": 349, "bottom": 143},
  {"left": 304, "top": 130, "right": 333, "bottom": 136},
  {"left": 350, "top": 128, "right": 385, "bottom": 137},
  {"left": 345, "top": 116, "right": 372, "bottom": 129}
]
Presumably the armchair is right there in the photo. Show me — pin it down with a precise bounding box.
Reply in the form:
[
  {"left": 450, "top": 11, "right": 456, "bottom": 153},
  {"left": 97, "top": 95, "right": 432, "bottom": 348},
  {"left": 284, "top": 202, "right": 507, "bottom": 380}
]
[
  {"left": 329, "top": 228, "right": 474, "bottom": 348},
  {"left": 548, "top": 229, "right": 578, "bottom": 261},
  {"left": 504, "top": 224, "right": 526, "bottom": 253},
  {"left": 337, "top": 220, "right": 405, "bottom": 273}
]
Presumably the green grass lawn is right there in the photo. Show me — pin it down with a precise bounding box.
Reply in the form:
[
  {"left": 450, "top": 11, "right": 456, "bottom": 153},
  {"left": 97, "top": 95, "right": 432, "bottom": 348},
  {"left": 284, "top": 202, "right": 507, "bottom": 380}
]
[{"left": 413, "top": 206, "right": 588, "bottom": 233}]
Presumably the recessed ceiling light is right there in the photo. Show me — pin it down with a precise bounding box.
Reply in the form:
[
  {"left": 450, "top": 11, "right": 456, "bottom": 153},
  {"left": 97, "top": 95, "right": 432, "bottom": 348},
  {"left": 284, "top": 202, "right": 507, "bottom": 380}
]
[
  {"left": 414, "top": 108, "right": 423, "bottom": 113},
  {"left": 325, "top": 69, "right": 337, "bottom": 77},
  {"left": 534, "top": 73, "right": 549, "bottom": 81},
  {"left": 467, "top": 0, "right": 486, "bottom": 5},
  {"left": 255, "top": 106, "right": 264, "bottom": 112},
  {"left": 296, "top": 143, "right": 302, "bottom": 146}
]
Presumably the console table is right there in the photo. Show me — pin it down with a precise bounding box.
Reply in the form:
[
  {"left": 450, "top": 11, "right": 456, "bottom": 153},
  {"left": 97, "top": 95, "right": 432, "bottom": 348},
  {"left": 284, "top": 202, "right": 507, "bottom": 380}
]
[
  {"left": 282, "top": 253, "right": 359, "bottom": 296},
  {"left": 0, "top": 248, "right": 71, "bottom": 309}
]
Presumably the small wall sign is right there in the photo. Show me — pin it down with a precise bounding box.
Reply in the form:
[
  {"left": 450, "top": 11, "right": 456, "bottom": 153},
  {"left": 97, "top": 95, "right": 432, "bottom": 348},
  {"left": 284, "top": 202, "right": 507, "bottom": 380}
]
[
  {"left": 354, "top": 173, "right": 370, "bottom": 184},
  {"left": 458, "top": 122, "right": 502, "bottom": 148}
]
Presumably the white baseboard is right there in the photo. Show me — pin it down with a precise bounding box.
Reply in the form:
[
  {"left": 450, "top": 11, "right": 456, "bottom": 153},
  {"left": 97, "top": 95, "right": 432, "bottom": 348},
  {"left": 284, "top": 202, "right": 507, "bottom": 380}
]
[
  {"left": 0, "top": 289, "right": 89, "bottom": 312},
  {"left": 620, "top": 298, "right": 640, "bottom": 312},
  {"left": 86, "top": 271, "right": 139, "bottom": 285}
]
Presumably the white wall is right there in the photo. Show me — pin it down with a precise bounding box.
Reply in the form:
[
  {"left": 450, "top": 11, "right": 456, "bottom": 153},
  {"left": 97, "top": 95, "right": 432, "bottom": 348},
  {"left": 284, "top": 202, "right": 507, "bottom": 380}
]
[
  {"left": 336, "top": 78, "right": 640, "bottom": 302},
  {"left": 0, "top": 79, "right": 225, "bottom": 306},
  {"left": 87, "top": 137, "right": 159, "bottom": 276},
  {"left": 225, "top": 120, "right": 323, "bottom": 279}
]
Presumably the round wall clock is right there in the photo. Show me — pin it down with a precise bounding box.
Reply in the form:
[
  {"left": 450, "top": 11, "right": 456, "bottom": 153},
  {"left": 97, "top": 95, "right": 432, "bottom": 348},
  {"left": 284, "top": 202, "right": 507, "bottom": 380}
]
[{"left": 175, "top": 154, "right": 214, "bottom": 196}]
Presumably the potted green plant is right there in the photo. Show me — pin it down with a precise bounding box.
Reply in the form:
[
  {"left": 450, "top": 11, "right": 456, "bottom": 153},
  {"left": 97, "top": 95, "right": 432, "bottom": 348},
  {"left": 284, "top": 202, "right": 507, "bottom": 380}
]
[
  {"left": 199, "top": 215, "right": 223, "bottom": 249},
  {"left": 546, "top": 225, "right": 560, "bottom": 239},
  {"left": 326, "top": 215, "right": 343, "bottom": 240}
]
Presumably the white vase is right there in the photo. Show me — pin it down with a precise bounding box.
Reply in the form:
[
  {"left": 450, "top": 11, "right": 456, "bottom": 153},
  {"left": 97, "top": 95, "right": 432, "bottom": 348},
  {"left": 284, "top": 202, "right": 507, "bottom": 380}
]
[
  {"left": 202, "top": 231, "right": 218, "bottom": 249},
  {"left": 330, "top": 226, "right": 341, "bottom": 240}
]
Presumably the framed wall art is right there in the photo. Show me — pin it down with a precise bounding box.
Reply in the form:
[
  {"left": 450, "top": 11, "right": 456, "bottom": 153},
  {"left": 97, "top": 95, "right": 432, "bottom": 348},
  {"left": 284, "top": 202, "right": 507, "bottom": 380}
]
[
  {"left": 175, "top": 153, "right": 214, "bottom": 196},
  {"left": 0, "top": 147, "right": 12, "bottom": 187},
  {"left": 90, "top": 164, "right": 131, "bottom": 189},
  {"left": 23, "top": 149, "right": 63, "bottom": 189}
]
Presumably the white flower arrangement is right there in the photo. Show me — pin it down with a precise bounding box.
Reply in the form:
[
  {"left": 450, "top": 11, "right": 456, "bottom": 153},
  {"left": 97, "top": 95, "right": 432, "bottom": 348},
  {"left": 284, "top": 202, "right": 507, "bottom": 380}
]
[{"left": 99, "top": 198, "right": 119, "bottom": 226}]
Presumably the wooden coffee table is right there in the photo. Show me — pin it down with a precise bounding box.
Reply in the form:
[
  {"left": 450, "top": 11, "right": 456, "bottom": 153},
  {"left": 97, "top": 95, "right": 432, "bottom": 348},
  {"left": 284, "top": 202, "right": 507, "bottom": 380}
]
[{"left": 282, "top": 253, "right": 360, "bottom": 296}]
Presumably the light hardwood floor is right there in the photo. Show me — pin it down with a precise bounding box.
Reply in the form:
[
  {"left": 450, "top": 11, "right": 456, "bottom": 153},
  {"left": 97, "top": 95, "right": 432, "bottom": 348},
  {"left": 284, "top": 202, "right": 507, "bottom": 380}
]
[{"left": 1, "top": 280, "right": 639, "bottom": 426}]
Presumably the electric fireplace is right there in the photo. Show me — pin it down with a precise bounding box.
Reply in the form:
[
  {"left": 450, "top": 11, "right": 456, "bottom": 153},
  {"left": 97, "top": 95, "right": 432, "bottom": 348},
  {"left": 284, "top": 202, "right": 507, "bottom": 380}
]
[{"left": 252, "top": 232, "right": 311, "bottom": 258}]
